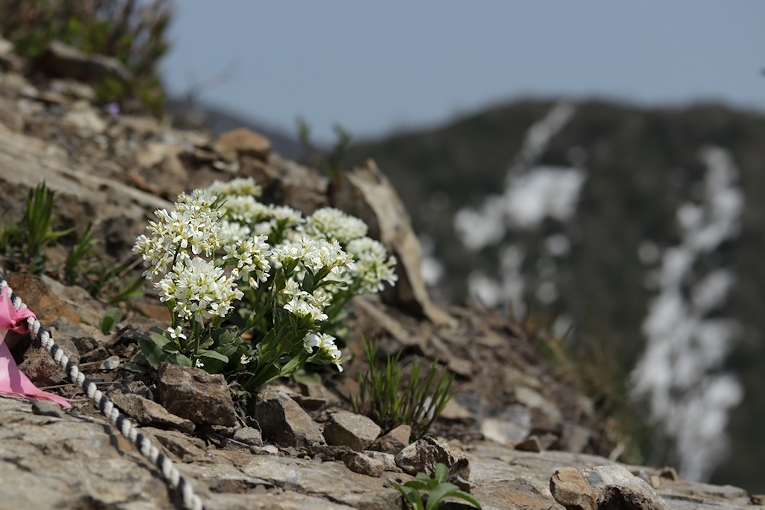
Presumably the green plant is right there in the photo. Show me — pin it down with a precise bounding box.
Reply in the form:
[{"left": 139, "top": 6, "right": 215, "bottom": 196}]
[
  {"left": 64, "top": 223, "right": 99, "bottom": 285},
  {"left": 295, "top": 117, "right": 352, "bottom": 177},
  {"left": 4, "top": 182, "right": 74, "bottom": 273},
  {"left": 130, "top": 178, "right": 398, "bottom": 394},
  {"left": 351, "top": 336, "right": 454, "bottom": 439},
  {"left": 100, "top": 307, "right": 123, "bottom": 335},
  {"left": 394, "top": 463, "right": 482, "bottom": 510},
  {"left": 0, "top": 0, "right": 172, "bottom": 116}
]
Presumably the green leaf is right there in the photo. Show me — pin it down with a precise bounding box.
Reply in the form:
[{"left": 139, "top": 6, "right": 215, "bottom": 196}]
[
  {"left": 425, "top": 483, "right": 462, "bottom": 510},
  {"left": 403, "top": 480, "right": 433, "bottom": 492},
  {"left": 100, "top": 307, "right": 123, "bottom": 335},
  {"left": 442, "top": 490, "right": 482, "bottom": 509},
  {"left": 166, "top": 352, "right": 193, "bottom": 367},
  {"left": 435, "top": 463, "right": 449, "bottom": 484},
  {"left": 394, "top": 483, "right": 424, "bottom": 510},
  {"left": 199, "top": 349, "right": 230, "bottom": 374},
  {"left": 137, "top": 335, "right": 168, "bottom": 369}
]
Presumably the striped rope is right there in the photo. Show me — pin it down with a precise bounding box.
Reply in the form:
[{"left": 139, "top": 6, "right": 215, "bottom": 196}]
[{"left": 0, "top": 275, "right": 204, "bottom": 510}]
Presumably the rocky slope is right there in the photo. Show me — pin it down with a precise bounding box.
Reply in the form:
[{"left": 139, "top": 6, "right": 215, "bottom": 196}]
[{"left": 0, "top": 38, "right": 763, "bottom": 509}]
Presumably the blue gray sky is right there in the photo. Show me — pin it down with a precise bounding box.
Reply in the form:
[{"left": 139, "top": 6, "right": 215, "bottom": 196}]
[{"left": 162, "top": 1, "right": 765, "bottom": 143}]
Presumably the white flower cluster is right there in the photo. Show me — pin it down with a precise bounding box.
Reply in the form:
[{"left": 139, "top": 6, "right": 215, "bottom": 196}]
[
  {"left": 133, "top": 177, "right": 399, "bottom": 381},
  {"left": 346, "top": 237, "right": 399, "bottom": 293},
  {"left": 223, "top": 236, "right": 271, "bottom": 288},
  {"left": 134, "top": 190, "right": 222, "bottom": 277},
  {"left": 272, "top": 237, "right": 354, "bottom": 322},
  {"left": 303, "top": 332, "right": 343, "bottom": 372},
  {"left": 157, "top": 257, "right": 243, "bottom": 323},
  {"left": 301, "top": 207, "right": 368, "bottom": 243},
  {"left": 204, "top": 177, "right": 263, "bottom": 198},
  {"left": 134, "top": 186, "right": 270, "bottom": 325}
]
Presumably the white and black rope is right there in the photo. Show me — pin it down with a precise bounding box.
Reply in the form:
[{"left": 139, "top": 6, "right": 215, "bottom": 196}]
[{"left": 0, "top": 275, "right": 204, "bottom": 510}]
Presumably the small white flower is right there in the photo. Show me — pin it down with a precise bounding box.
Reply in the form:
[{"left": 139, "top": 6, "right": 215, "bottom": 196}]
[
  {"left": 195, "top": 359, "right": 205, "bottom": 368},
  {"left": 303, "top": 332, "right": 343, "bottom": 372},
  {"left": 240, "top": 354, "right": 252, "bottom": 365},
  {"left": 166, "top": 326, "right": 186, "bottom": 341}
]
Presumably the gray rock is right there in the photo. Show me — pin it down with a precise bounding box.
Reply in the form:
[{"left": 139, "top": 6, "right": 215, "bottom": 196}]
[
  {"left": 342, "top": 451, "right": 385, "bottom": 477},
  {"left": 31, "top": 400, "right": 66, "bottom": 418},
  {"left": 481, "top": 405, "right": 532, "bottom": 445},
  {"left": 252, "top": 388, "right": 325, "bottom": 448},
  {"left": 362, "top": 450, "right": 399, "bottom": 472},
  {"left": 515, "top": 435, "right": 543, "bottom": 452},
  {"left": 156, "top": 363, "right": 237, "bottom": 427},
  {"left": 330, "top": 159, "right": 452, "bottom": 325},
  {"left": 17, "top": 326, "right": 80, "bottom": 385},
  {"left": 45, "top": 316, "right": 108, "bottom": 354},
  {"left": 550, "top": 465, "right": 668, "bottom": 510},
  {"left": 111, "top": 392, "right": 195, "bottom": 434},
  {"left": 233, "top": 427, "right": 263, "bottom": 447},
  {"left": 323, "top": 410, "right": 381, "bottom": 451},
  {"left": 395, "top": 436, "right": 470, "bottom": 479},
  {"left": 39, "top": 40, "right": 132, "bottom": 84},
  {"left": 215, "top": 128, "right": 271, "bottom": 161},
  {"left": 370, "top": 424, "right": 411, "bottom": 454},
  {"left": 99, "top": 355, "right": 121, "bottom": 370}
]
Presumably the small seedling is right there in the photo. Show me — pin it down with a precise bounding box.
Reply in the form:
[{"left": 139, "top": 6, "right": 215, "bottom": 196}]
[{"left": 394, "top": 463, "right": 482, "bottom": 510}]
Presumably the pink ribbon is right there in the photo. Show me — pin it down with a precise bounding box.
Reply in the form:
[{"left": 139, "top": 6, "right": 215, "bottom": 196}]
[{"left": 0, "top": 286, "right": 71, "bottom": 407}]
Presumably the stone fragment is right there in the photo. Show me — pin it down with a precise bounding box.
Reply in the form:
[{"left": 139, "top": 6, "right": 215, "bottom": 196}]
[
  {"left": 752, "top": 494, "right": 765, "bottom": 505},
  {"left": 6, "top": 273, "right": 79, "bottom": 324},
  {"left": 133, "top": 142, "right": 187, "bottom": 198},
  {"left": 233, "top": 427, "right": 263, "bottom": 447},
  {"left": 515, "top": 435, "right": 542, "bottom": 452},
  {"left": 0, "top": 36, "right": 24, "bottom": 72},
  {"left": 370, "top": 424, "right": 411, "bottom": 454},
  {"left": 342, "top": 451, "right": 385, "bottom": 477},
  {"left": 658, "top": 466, "right": 678, "bottom": 481},
  {"left": 394, "top": 436, "right": 470, "bottom": 479},
  {"left": 111, "top": 392, "right": 195, "bottom": 434},
  {"left": 562, "top": 422, "right": 592, "bottom": 453},
  {"left": 44, "top": 317, "right": 107, "bottom": 355},
  {"left": 156, "top": 363, "right": 237, "bottom": 427},
  {"left": 63, "top": 101, "right": 106, "bottom": 135},
  {"left": 141, "top": 427, "right": 207, "bottom": 463},
  {"left": 252, "top": 387, "right": 325, "bottom": 447},
  {"left": 361, "top": 450, "right": 398, "bottom": 472},
  {"left": 98, "top": 355, "right": 120, "bottom": 370},
  {"left": 323, "top": 410, "right": 381, "bottom": 451},
  {"left": 17, "top": 326, "right": 79, "bottom": 385},
  {"left": 31, "top": 401, "right": 66, "bottom": 418},
  {"left": 39, "top": 40, "right": 132, "bottom": 84},
  {"left": 330, "top": 160, "right": 452, "bottom": 325},
  {"left": 550, "top": 465, "right": 668, "bottom": 510},
  {"left": 514, "top": 385, "right": 562, "bottom": 422},
  {"left": 215, "top": 128, "right": 271, "bottom": 161},
  {"left": 439, "top": 398, "right": 475, "bottom": 422},
  {"left": 307, "top": 444, "right": 352, "bottom": 462},
  {"left": 481, "top": 405, "right": 532, "bottom": 445}
]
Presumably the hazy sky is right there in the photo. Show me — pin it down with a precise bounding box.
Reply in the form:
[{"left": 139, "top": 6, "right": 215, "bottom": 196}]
[{"left": 162, "top": 2, "right": 764, "bottom": 143}]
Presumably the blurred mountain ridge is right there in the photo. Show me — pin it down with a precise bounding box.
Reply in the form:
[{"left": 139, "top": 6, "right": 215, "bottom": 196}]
[{"left": 343, "top": 98, "right": 765, "bottom": 492}]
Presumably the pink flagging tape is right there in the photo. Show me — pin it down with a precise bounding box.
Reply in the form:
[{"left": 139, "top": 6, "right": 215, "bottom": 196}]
[{"left": 0, "top": 285, "right": 71, "bottom": 407}]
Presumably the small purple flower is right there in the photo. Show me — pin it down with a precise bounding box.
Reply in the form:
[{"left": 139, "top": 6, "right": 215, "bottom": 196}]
[{"left": 105, "top": 102, "right": 121, "bottom": 119}]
